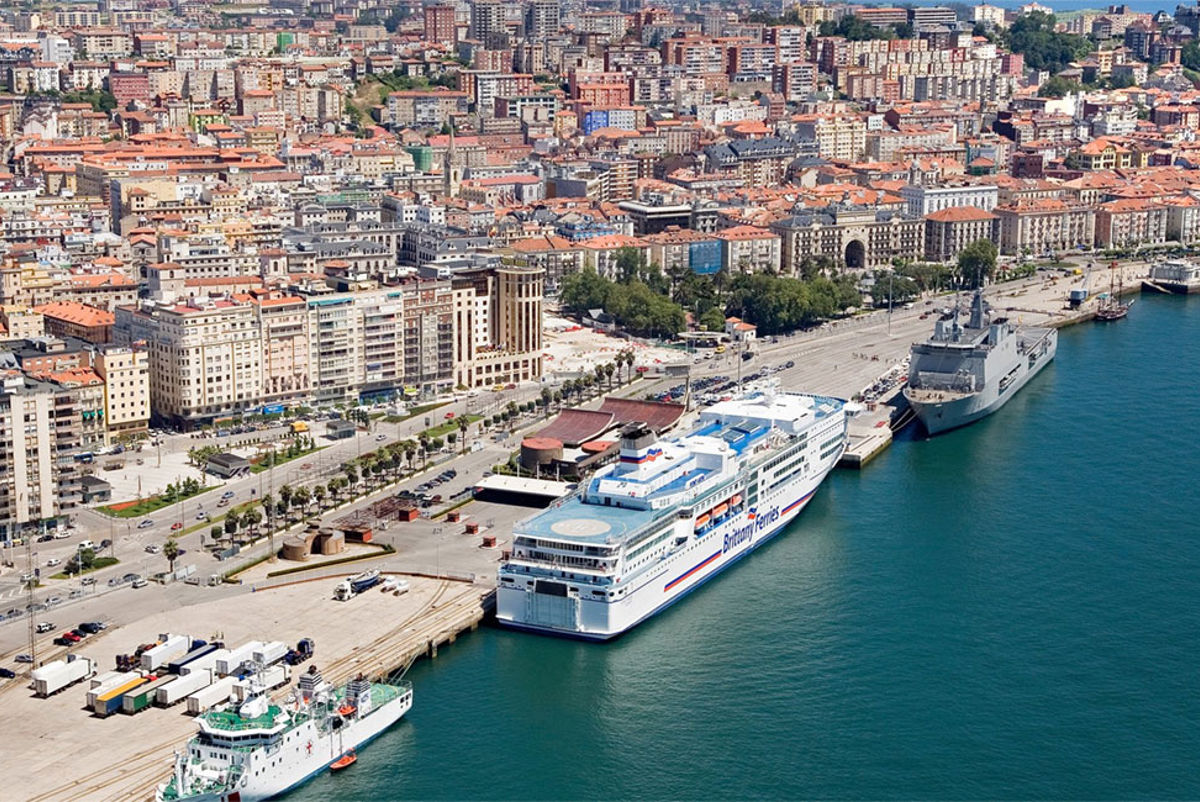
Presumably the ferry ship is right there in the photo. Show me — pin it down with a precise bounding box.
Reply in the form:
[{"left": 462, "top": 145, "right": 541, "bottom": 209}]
[
  {"left": 156, "top": 666, "right": 412, "bottom": 802},
  {"left": 497, "top": 389, "right": 847, "bottom": 640}
]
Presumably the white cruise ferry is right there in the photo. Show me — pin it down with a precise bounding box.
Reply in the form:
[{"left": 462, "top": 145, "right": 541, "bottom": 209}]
[
  {"left": 156, "top": 666, "right": 412, "bottom": 802},
  {"left": 497, "top": 389, "right": 847, "bottom": 640}
]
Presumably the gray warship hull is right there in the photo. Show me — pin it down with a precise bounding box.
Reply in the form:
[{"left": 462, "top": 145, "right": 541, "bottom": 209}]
[{"left": 905, "top": 329, "right": 1057, "bottom": 434}]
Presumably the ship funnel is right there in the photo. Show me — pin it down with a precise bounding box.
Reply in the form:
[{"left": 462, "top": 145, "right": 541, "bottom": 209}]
[{"left": 617, "top": 424, "right": 659, "bottom": 471}]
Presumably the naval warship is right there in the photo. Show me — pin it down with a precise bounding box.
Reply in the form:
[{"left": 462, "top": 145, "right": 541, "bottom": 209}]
[{"left": 904, "top": 290, "right": 1057, "bottom": 435}]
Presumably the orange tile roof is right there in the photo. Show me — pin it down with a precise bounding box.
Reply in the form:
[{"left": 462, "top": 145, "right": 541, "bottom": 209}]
[{"left": 32, "top": 301, "right": 114, "bottom": 328}]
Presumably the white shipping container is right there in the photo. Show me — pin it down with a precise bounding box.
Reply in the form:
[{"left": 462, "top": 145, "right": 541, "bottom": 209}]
[
  {"left": 86, "top": 671, "right": 139, "bottom": 708},
  {"left": 186, "top": 676, "right": 239, "bottom": 715},
  {"left": 251, "top": 641, "right": 288, "bottom": 666},
  {"left": 232, "top": 664, "right": 291, "bottom": 701},
  {"left": 140, "top": 634, "right": 190, "bottom": 671},
  {"left": 89, "top": 670, "right": 123, "bottom": 689},
  {"left": 35, "top": 656, "right": 93, "bottom": 697},
  {"left": 180, "top": 650, "right": 224, "bottom": 677},
  {"left": 156, "top": 669, "right": 212, "bottom": 706},
  {"left": 215, "top": 641, "right": 263, "bottom": 677}
]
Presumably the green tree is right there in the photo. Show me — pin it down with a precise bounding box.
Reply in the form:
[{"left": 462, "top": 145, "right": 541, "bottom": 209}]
[
  {"left": 1038, "top": 75, "right": 1081, "bottom": 98},
  {"left": 163, "top": 539, "right": 180, "bottom": 574},
  {"left": 957, "top": 239, "right": 998, "bottom": 289},
  {"left": 700, "top": 306, "right": 726, "bottom": 331},
  {"left": 224, "top": 510, "right": 241, "bottom": 538},
  {"left": 1003, "top": 12, "right": 1092, "bottom": 74},
  {"left": 1183, "top": 40, "right": 1200, "bottom": 71}
]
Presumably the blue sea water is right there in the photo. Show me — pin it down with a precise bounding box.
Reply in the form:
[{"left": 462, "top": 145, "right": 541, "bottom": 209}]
[{"left": 294, "top": 293, "right": 1200, "bottom": 800}]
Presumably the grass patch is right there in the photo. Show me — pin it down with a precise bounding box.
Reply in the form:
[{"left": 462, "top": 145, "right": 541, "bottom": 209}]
[
  {"left": 101, "top": 487, "right": 215, "bottom": 518},
  {"left": 383, "top": 401, "right": 450, "bottom": 425},
  {"left": 264, "top": 545, "right": 394, "bottom": 579},
  {"left": 50, "top": 556, "right": 119, "bottom": 580},
  {"left": 250, "top": 445, "right": 325, "bottom": 474},
  {"left": 420, "top": 414, "right": 481, "bottom": 439}
]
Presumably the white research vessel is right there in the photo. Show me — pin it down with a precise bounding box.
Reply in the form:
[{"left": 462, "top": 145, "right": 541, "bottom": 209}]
[
  {"left": 497, "top": 389, "right": 847, "bottom": 640},
  {"left": 904, "top": 290, "right": 1057, "bottom": 435},
  {"left": 156, "top": 666, "right": 412, "bottom": 802}
]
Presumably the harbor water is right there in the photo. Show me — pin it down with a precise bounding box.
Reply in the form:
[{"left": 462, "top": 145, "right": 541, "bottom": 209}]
[{"left": 295, "top": 293, "right": 1200, "bottom": 800}]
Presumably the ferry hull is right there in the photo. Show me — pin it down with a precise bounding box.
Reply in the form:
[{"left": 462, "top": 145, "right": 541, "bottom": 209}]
[
  {"left": 907, "top": 330, "right": 1057, "bottom": 436},
  {"left": 157, "top": 693, "right": 411, "bottom": 802},
  {"left": 497, "top": 455, "right": 836, "bottom": 641}
]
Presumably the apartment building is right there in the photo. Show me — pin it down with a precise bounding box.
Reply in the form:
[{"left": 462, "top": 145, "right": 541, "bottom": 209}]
[
  {"left": 0, "top": 376, "right": 59, "bottom": 541},
  {"left": 993, "top": 200, "right": 1096, "bottom": 256},
  {"left": 452, "top": 265, "right": 545, "bottom": 390},
  {"left": 901, "top": 182, "right": 999, "bottom": 217},
  {"left": 92, "top": 344, "right": 150, "bottom": 438},
  {"left": 771, "top": 207, "right": 925, "bottom": 273},
  {"left": 924, "top": 207, "right": 999, "bottom": 262},
  {"left": 1094, "top": 199, "right": 1169, "bottom": 249}
]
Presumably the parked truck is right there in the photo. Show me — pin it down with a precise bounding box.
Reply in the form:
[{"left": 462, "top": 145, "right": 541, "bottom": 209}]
[
  {"left": 121, "top": 675, "right": 175, "bottom": 714},
  {"left": 156, "top": 669, "right": 213, "bottom": 707},
  {"left": 215, "top": 641, "right": 263, "bottom": 677},
  {"left": 88, "top": 670, "right": 124, "bottom": 690},
  {"left": 93, "top": 676, "right": 148, "bottom": 717},
  {"left": 186, "top": 676, "right": 238, "bottom": 715},
  {"left": 252, "top": 641, "right": 288, "bottom": 667},
  {"left": 334, "top": 569, "right": 381, "bottom": 600},
  {"left": 33, "top": 656, "right": 94, "bottom": 697},
  {"left": 87, "top": 671, "right": 137, "bottom": 705},
  {"left": 140, "top": 634, "right": 190, "bottom": 672},
  {"left": 167, "top": 642, "right": 218, "bottom": 675},
  {"left": 284, "top": 638, "right": 315, "bottom": 666},
  {"left": 180, "top": 649, "right": 224, "bottom": 677}
]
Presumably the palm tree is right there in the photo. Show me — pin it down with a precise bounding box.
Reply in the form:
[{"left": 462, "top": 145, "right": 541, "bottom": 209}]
[
  {"left": 456, "top": 417, "right": 469, "bottom": 453},
  {"left": 345, "top": 466, "right": 359, "bottom": 492},
  {"left": 326, "top": 479, "right": 339, "bottom": 503},
  {"left": 403, "top": 440, "right": 417, "bottom": 471},
  {"left": 243, "top": 508, "right": 262, "bottom": 538},
  {"left": 279, "top": 484, "right": 293, "bottom": 512},
  {"left": 447, "top": 432, "right": 458, "bottom": 451},
  {"left": 603, "top": 362, "right": 615, "bottom": 389},
  {"left": 164, "top": 538, "right": 180, "bottom": 574},
  {"left": 312, "top": 485, "right": 326, "bottom": 510},
  {"left": 224, "top": 509, "right": 241, "bottom": 541},
  {"left": 594, "top": 364, "right": 605, "bottom": 391},
  {"left": 292, "top": 486, "right": 310, "bottom": 516}
]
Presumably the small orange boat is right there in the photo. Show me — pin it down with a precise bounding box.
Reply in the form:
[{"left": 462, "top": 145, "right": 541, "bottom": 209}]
[
  {"left": 337, "top": 704, "right": 357, "bottom": 716},
  {"left": 331, "top": 750, "right": 357, "bottom": 771}
]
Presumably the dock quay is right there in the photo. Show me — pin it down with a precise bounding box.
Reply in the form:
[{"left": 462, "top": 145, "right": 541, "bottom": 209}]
[{"left": 3, "top": 575, "right": 491, "bottom": 802}]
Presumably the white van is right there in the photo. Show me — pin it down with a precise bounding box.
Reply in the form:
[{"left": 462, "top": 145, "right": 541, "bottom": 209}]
[{"left": 77, "top": 540, "right": 96, "bottom": 551}]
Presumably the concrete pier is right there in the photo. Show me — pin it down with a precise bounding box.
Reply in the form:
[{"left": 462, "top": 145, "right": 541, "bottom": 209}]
[{"left": 2, "top": 575, "right": 490, "bottom": 802}]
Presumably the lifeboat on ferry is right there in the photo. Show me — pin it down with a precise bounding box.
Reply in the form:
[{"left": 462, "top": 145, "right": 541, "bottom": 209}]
[
  {"left": 337, "top": 704, "right": 357, "bottom": 717},
  {"left": 712, "top": 503, "right": 729, "bottom": 518},
  {"left": 730, "top": 494, "right": 743, "bottom": 506},
  {"left": 694, "top": 513, "right": 711, "bottom": 529}
]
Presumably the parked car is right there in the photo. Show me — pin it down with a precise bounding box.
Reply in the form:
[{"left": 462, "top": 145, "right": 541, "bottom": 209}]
[
  {"left": 68, "top": 590, "right": 83, "bottom": 599},
  {"left": 14, "top": 654, "right": 33, "bottom": 663},
  {"left": 53, "top": 636, "right": 74, "bottom": 647},
  {"left": 60, "top": 631, "right": 81, "bottom": 643},
  {"left": 0, "top": 667, "right": 16, "bottom": 678},
  {"left": 37, "top": 534, "right": 54, "bottom": 543},
  {"left": 45, "top": 596, "right": 62, "bottom": 607},
  {"left": 138, "top": 519, "right": 154, "bottom": 529},
  {"left": 170, "top": 522, "right": 183, "bottom": 531},
  {"left": 131, "top": 577, "right": 148, "bottom": 589},
  {"left": 99, "top": 539, "right": 111, "bottom": 549},
  {"left": 79, "top": 622, "right": 103, "bottom": 634},
  {"left": 122, "top": 573, "right": 139, "bottom": 583},
  {"left": 80, "top": 577, "right": 95, "bottom": 586},
  {"left": 35, "top": 622, "right": 54, "bottom": 633},
  {"left": 376, "top": 434, "right": 387, "bottom": 441},
  {"left": 70, "top": 628, "right": 88, "bottom": 639},
  {"left": 53, "top": 531, "right": 70, "bottom": 540}
]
